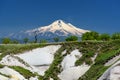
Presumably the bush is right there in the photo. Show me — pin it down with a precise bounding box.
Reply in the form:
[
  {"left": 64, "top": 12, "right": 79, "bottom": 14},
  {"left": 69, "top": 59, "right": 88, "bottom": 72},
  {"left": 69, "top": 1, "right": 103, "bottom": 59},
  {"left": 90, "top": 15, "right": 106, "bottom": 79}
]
[
  {"left": 23, "top": 38, "right": 29, "bottom": 44},
  {"left": 65, "top": 36, "right": 78, "bottom": 41},
  {"left": 82, "top": 31, "right": 99, "bottom": 41},
  {"left": 99, "top": 33, "right": 110, "bottom": 41},
  {"left": 2, "top": 38, "right": 11, "bottom": 44},
  {"left": 111, "top": 32, "right": 120, "bottom": 40}
]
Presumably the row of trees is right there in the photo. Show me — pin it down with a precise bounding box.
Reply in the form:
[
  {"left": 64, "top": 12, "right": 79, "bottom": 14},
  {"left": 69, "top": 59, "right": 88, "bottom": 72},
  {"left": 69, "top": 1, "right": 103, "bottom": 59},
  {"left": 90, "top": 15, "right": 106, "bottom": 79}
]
[
  {"left": 1, "top": 37, "right": 48, "bottom": 44},
  {"left": 1, "top": 35, "right": 78, "bottom": 44},
  {"left": 82, "top": 31, "right": 120, "bottom": 41},
  {"left": 1, "top": 31, "right": 120, "bottom": 44}
]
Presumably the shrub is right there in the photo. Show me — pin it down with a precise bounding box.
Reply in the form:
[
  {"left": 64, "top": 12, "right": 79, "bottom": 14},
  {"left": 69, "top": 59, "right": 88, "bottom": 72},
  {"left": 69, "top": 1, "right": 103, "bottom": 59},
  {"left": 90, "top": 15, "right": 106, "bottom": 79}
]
[
  {"left": 99, "top": 33, "right": 111, "bottom": 41},
  {"left": 111, "top": 32, "right": 120, "bottom": 40},
  {"left": 2, "top": 38, "right": 11, "bottom": 44},
  {"left": 65, "top": 36, "right": 78, "bottom": 41},
  {"left": 23, "top": 38, "right": 29, "bottom": 44},
  {"left": 82, "top": 31, "right": 99, "bottom": 41}
]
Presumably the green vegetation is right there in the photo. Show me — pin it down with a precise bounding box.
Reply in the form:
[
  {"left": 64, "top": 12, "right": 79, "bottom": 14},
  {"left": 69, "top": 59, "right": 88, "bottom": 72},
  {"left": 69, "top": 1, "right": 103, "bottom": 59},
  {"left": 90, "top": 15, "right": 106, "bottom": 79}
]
[
  {"left": 82, "top": 31, "right": 99, "bottom": 40},
  {"left": 0, "top": 43, "right": 46, "bottom": 61},
  {"left": 0, "top": 37, "right": 120, "bottom": 79},
  {"left": 9, "top": 66, "right": 43, "bottom": 79},
  {"left": 43, "top": 45, "right": 65, "bottom": 80},
  {"left": 111, "top": 32, "right": 120, "bottom": 40},
  {"left": 10, "top": 66, "right": 36, "bottom": 78},
  {"left": 43, "top": 42, "right": 82, "bottom": 80},
  {"left": 65, "top": 35, "right": 78, "bottom": 41},
  {"left": 2, "top": 38, "right": 11, "bottom": 44},
  {"left": 99, "top": 33, "right": 111, "bottom": 41},
  {"left": 78, "top": 40, "right": 120, "bottom": 80},
  {"left": 23, "top": 38, "right": 29, "bottom": 44},
  {"left": 82, "top": 31, "right": 120, "bottom": 41},
  {"left": 43, "top": 40, "right": 120, "bottom": 80},
  {"left": 79, "top": 65, "right": 109, "bottom": 80}
]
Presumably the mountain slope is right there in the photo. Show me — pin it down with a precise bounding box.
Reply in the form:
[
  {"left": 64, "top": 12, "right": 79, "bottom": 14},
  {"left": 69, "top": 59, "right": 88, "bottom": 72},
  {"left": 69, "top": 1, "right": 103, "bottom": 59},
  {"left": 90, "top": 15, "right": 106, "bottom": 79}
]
[
  {"left": 26, "top": 20, "right": 89, "bottom": 37},
  {"left": 9, "top": 20, "right": 89, "bottom": 40}
]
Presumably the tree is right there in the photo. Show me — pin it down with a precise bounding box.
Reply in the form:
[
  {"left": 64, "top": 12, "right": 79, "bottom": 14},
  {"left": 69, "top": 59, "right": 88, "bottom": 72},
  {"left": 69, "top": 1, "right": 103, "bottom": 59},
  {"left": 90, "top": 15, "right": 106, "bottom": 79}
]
[
  {"left": 33, "top": 29, "right": 39, "bottom": 43},
  {"left": 53, "top": 37, "right": 59, "bottom": 42},
  {"left": 65, "top": 36, "right": 78, "bottom": 41},
  {"left": 99, "top": 33, "right": 110, "bottom": 41},
  {"left": 82, "top": 31, "right": 99, "bottom": 41},
  {"left": 111, "top": 33, "right": 120, "bottom": 40},
  {"left": 23, "top": 38, "right": 29, "bottom": 44},
  {"left": 2, "top": 38, "right": 11, "bottom": 44}
]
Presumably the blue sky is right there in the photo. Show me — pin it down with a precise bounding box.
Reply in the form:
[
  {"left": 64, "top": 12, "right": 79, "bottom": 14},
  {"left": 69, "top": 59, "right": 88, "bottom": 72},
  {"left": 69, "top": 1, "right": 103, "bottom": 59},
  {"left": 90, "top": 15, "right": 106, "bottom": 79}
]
[{"left": 0, "top": 0, "right": 120, "bottom": 34}]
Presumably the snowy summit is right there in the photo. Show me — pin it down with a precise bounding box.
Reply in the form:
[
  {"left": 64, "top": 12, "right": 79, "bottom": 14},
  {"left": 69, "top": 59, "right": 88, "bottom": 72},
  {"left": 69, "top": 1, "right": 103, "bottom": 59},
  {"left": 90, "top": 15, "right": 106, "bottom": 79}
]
[
  {"left": 26, "top": 20, "right": 89, "bottom": 37},
  {"left": 8, "top": 20, "right": 89, "bottom": 40}
]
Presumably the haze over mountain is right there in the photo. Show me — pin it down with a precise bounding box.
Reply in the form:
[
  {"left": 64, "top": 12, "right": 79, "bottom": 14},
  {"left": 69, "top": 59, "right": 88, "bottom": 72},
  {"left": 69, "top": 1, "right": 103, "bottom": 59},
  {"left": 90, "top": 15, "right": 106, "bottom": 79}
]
[{"left": 7, "top": 20, "right": 89, "bottom": 41}]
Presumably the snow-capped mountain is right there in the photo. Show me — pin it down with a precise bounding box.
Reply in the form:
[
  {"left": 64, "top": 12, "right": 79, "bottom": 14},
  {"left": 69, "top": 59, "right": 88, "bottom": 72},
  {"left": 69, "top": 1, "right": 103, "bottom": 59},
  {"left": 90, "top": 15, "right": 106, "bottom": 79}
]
[{"left": 9, "top": 20, "right": 89, "bottom": 40}]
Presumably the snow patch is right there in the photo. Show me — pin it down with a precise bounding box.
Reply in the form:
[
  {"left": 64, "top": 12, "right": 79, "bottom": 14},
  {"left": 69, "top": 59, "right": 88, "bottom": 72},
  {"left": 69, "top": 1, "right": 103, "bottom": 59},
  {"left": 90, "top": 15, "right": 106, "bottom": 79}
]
[
  {"left": 61, "top": 49, "right": 82, "bottom": 69},
  {"left": 110, "top": 66, "right": 120, "bottom": 80},
  {"left": 0, "top": 75, "right": 9, "bottom": 80},
  {"left": 105, "top": 54, "right": 120, "bottom": 66},
  {"left": 59, "top": 49, "right": 90, "bottom": 80},
  {"left": 0, "top": 55, "right": 28, "bottom": 67},
  {"left": 62, "top": 50, "right": 66, "bottom": 55},
  {"left": 58, "top": 64, "right": 90, "bottom": 80},
  {"left": 91, "top": 53, "right": 98, "bottom": 63},
  {"left": 32, "top": 65, "right": 49, "bottom": 76},
  {"left": 16, "top": 45, "right": 61, "bottom": 75},
  {"left": 29, "top": 76, "right": 38, "bottom": 80},
  {"left": 17, "top": 45, "right": 61, "bottom": 65},
  {"left": 0, "top": 66, "right": 25, "bottom": 80},
  {"left": 98, "top": 60, "right": 120, "bottom": 80},
  {"left": 0, "top": 55, "right": 38, "bottom": 75}
]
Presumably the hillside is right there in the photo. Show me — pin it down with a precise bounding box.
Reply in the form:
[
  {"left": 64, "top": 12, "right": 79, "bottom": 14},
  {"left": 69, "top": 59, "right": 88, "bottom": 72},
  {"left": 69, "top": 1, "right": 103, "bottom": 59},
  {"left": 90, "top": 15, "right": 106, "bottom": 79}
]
[{"left": 0, "top": 40, "right": 120, "bottom": 80}]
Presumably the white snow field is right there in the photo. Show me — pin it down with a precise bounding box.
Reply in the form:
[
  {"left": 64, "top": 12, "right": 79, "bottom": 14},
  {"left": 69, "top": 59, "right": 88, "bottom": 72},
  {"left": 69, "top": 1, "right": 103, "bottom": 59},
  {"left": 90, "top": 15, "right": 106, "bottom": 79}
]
[
  {"left": 17, "top": 45, "right": 61, "bottom": 65},
  {"left": 98, "top": 60, "right": 120, "bottom": 80},
  {"left": 58, "top": 49, "right": 90, "bottom": 80},
  {"left": 0, "top": 66, "right": 26, "bottom": 80},
  {"left": 0, "top": 45, "right": 101, "bottom": 80},
  {"left": 0, "top": 75, "right": 9, "bottom": 80},
  {"left": 16, "top": 45, "right": 61, "bottom": 75},
  {"left": 61, "top": 49, "right": 82, "bottom": 69},
  {"left": 0, "top": 55, "right": 31, "bottom": 69},
  {"left": 58, "top": 64, "right": 90, "bottom": 80}
]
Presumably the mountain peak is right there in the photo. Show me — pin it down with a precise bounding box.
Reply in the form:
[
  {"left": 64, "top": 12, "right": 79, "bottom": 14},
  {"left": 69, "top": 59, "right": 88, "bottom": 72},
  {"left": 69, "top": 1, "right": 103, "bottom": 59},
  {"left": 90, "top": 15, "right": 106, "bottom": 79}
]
[
  {"left": 9, "top": 20, "right": 90, "bottom": 40},
  {"left": 51, "top": 20, "right": 65, "bottom": 27},
  {"left": 54, "top": 19, "right": 64, "bottom": 23}
]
